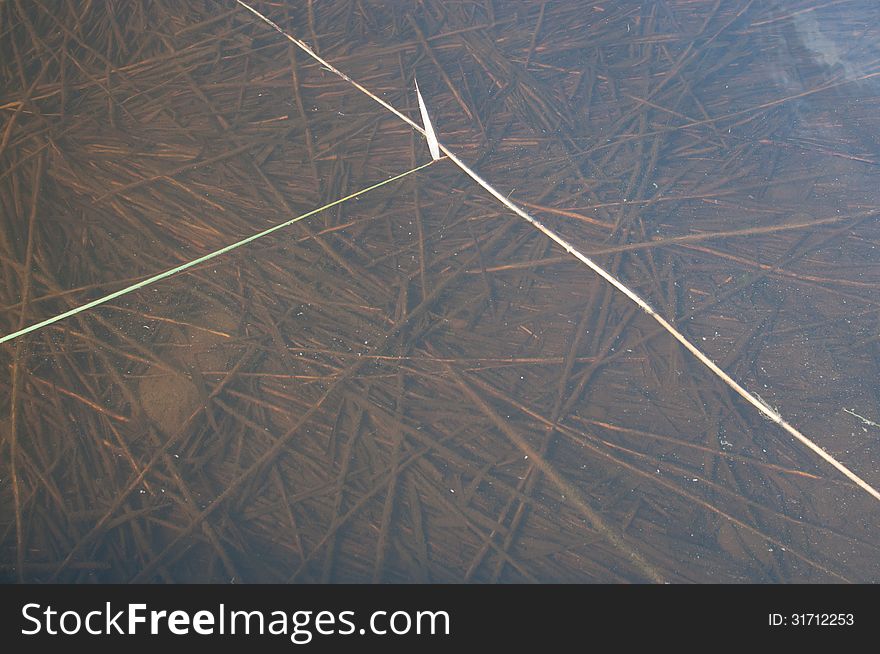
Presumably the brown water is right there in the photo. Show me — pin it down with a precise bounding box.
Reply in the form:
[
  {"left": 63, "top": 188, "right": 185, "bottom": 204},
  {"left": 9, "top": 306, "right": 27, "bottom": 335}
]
[{"left": 1, "top": 0, "right": 879, "bottom": 582}]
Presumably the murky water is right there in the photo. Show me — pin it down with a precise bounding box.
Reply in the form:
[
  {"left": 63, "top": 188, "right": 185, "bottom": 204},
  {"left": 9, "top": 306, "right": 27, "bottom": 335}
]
[{"left": 1, "top": 1, "right": 879, "bottom": 582}]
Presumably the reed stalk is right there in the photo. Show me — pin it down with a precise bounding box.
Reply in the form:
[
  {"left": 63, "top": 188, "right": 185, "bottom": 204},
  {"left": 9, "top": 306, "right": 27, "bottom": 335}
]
[
  {"left": 0, "top": 160, "right": 436, "bottom": 346},
  {"left": 233, "top": 0, "right": 880, "bottom": 504}
]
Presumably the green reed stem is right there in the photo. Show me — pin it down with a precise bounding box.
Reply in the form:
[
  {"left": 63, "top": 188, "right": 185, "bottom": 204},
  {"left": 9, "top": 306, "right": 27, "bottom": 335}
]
[{"left": 0, "top": 159, "right": 439, "bottom": 346}]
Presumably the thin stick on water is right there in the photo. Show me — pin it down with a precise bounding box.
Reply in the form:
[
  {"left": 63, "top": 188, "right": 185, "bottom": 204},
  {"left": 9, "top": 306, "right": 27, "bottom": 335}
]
[
  {"left": 233, "top": 1, "right": 880, "bottom": 503},
  {"left": 0, "top": 161, "right": 437, "bottom": 346}
]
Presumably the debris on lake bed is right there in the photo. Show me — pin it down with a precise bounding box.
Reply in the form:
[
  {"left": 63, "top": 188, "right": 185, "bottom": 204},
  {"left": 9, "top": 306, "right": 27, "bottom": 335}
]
[{"left": 2, "top": 1, "right": 880, "bottom": 582}]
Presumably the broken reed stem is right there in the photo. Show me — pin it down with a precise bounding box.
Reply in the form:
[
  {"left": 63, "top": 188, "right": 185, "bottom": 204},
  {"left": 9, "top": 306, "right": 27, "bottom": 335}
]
[
  {"left": 442, "top": 149, "right": 880, "bottom": 504},
  {"left": 233, "top": 1, "right": 880, "bottom": 504},
  {"left": 234, "top": 0, "right": 427, "bottom": 135},
  {"left": 0, "top": 160, "right": 437, "bottom": 346}
]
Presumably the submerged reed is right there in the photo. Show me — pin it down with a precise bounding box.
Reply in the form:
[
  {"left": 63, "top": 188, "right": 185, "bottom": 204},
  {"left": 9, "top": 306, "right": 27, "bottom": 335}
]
[{"left": 4, "top": 0, "right": 878, "bottom": 583}]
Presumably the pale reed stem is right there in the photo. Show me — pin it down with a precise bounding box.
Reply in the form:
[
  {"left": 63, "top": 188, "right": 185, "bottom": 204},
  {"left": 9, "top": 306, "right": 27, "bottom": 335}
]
[{"left": 234, "top": 1, "right": 880, "bottom": 504}]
